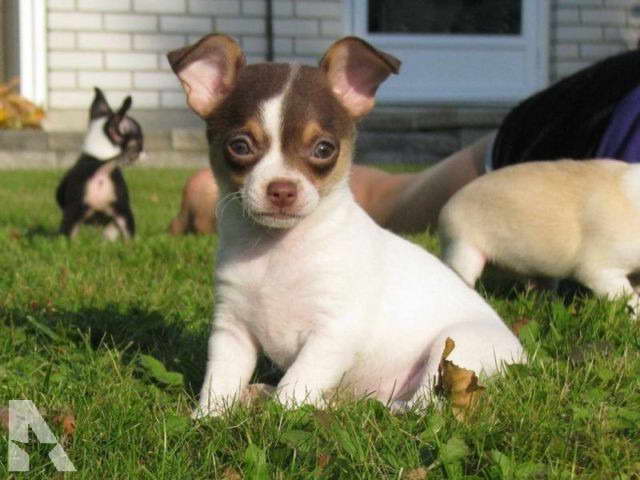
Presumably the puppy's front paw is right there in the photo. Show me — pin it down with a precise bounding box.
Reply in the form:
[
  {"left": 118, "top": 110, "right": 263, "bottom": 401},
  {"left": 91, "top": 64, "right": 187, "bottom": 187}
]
[{"left": 191, "top": 404, "right": 225, "bottom": 420}]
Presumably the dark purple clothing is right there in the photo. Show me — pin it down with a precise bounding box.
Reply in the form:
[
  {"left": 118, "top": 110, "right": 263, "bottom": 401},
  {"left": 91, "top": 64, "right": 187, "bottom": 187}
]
[{"left": 596, "top": 85, "right": 640, "bottom": 162}]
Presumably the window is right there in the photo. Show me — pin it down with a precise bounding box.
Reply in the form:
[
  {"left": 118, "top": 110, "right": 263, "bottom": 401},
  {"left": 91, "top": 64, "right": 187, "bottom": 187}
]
[{"left": 346, "top": 0, "right": 549, "bottom": 104}]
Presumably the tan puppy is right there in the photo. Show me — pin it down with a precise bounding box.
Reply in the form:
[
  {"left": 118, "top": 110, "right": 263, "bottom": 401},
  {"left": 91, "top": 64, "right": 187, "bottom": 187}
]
[
  {"left": 169, "top": 164, "right": 417, "bottom": 234},
  {"left": 439, "top": 159, "right": 640, "bottom": 311},
  {"left": 169, "top": 168, "right": 219, "bottom": 234}
]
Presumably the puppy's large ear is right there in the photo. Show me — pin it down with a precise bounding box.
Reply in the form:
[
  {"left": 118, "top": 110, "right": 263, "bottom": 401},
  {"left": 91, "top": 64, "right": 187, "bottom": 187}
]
[
  {"left": 167, "top": 34, "right": 245, "bottom": 118},
  {"left": 116, "top": 95, "right": 132, "bottom": 117},
  {"left": 90, "top": 87, "right": 113, "bottom": 120},
  {"left": 320, "top": 37, "right": 400, "bottom": 118}
]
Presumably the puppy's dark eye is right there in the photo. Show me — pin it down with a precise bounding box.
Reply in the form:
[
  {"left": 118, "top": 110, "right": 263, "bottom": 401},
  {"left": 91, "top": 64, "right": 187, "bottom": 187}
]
[
  {"left": 228, "top": 137, "right": 252, "bottom": 157},
  {"left": 312, "top": 140, "right": 336, "bottom": 160}
]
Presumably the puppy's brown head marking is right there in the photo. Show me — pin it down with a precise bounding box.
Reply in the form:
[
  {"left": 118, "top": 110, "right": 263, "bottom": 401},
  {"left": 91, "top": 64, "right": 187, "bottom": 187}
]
[{"left": 169, "top": 34, "right": 400, "bottom": 228}]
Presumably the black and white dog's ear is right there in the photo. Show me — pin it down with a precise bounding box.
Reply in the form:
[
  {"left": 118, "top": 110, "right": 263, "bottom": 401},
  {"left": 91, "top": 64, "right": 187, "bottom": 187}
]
[
  {"left": 116, "top": 96, "right": 132, "bottom": 117},
  {"left": 90, "top": 87, "right": 113, "bottom": 120}
]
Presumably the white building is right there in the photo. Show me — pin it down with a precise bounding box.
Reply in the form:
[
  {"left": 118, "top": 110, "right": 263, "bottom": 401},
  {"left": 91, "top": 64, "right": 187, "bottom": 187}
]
[{"left": 1, "top": 0, "right": 638, "bottom": 165}]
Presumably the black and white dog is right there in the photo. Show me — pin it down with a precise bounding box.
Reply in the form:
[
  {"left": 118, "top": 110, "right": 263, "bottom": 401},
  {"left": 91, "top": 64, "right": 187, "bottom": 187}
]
[{"left": 56, "top": 88, "right": 144, "bottom": 240}]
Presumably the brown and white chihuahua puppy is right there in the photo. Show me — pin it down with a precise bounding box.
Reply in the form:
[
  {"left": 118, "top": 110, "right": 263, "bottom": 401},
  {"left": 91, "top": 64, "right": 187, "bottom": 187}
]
[
  {"left": 56, "top": 87, "right": 144, "bottom": 240},
  {"left": 439, "top": 159, "right": 640, "bottom": 312},
  {"left": 168, "top": 34, "right": 523, "bottom": 417}
]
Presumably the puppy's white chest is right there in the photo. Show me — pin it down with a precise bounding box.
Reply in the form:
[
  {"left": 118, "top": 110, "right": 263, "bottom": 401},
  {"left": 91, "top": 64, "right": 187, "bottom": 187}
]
[
  {"left": 218, "top": 249, "right": 324, "bottom": 368},
  {"left": 85, "top": 171, "right": 116, "bottom": 211}
]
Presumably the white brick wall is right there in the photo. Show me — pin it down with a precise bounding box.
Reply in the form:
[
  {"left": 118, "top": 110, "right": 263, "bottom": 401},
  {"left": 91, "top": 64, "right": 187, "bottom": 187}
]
[
  {"left": 550, "top": 0, "right": 635, "bottom": 81},
  {"left": 46, "top": 0, "right": 347, "bottom": 111},
  {"left": 46, "top": 0, "right": 635, "bottom": 112}
]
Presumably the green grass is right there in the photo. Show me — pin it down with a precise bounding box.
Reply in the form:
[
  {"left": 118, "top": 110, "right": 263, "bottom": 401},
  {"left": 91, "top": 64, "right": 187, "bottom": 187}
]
[{"left": 1, "top": 167, "right": 639, "bottom": 479}]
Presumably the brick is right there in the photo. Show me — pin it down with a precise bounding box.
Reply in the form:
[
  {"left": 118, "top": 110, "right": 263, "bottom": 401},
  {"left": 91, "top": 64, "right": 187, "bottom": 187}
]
[
  {"left": 603, "top": 26, "right": 636, "bottom": 42},
  {"left": 273, "top": 1, "right": 294, "bottom": 17},
  {"left": 273, "top": 55, "right": 316, "bottom": 65},
  {"left": 78, "top": 0, "right": 131, "bottom": 11},
  {"left": 158, "top": 54, "right": 173, "bottom": 71},
  {"left": 111, "top": 91, "right": 159, "bottom": 108},
  {"left": 320, "top": 19, "right": 343, "bottom": 37},
  {"left": 294, "top": 38, "right": 333, "bottom": 55},
  {"left": 48, "top": 0, "right": 75, "bottom": 10},
  {"left": 274, "top": 38, "right": 293, "bottom": 54},
  {"left": 160, "top": 15, "right": 212, "bottom": 33},
  {"left": 242, "top": 1, "right": 266, "bottom": 16},
  {"left": 106, "top": 52, "right": 157, "bottom": 70},
  {"left": 242, "top": 36, "right": 267, "bottom": 53},
  {"left": 552, "top": 43, "right": 579, "bottom": 58},
  {"left": 295, "top": 1, "right": 341, "bottom": 19},
  {"left": 554, "top": 26, "right": 603, "bottom": 41},
  {"left": 48, "top": 32, "right": 75, "bottom": 49},
  {"left": 217, "top": 17, "right": 266, "bottom": 34},
  {"left": 189, "top": 0, "right": 240, "bottom": 15},
  {"left": 554, "top": 60, "right": 593, "bottom": 78},
  {"left": 49, "top": 72, "right": 76, "bottom": 88},
  {"left": 580, "top": 43, "right": 626, "bottom": 58},
  {"left": 49, "top": 91, "right": 95, "bottom": 109},
  {"left": 134, "top": 34, "right": 187, "bottom": 51},
  {"left": 581, "top": 7, "right": 626, "bottom": 25},
  {"left": 49, "top": 52, "right": 103, "bottom": 69},
  {"left": 79, "top": 71, "right": 132, "bottom": 89},
  {"left": 134, "top": 0, "right": 186, "bottom": 13},
  {"left": 162, "top": 92, "right": 189, "bottom": 109},
  {"left": 49, "top": 12, "right": 102, "bottom": 30},
  {"left": 553, "top": 7, "right": 580, "bottom": 23},
  {"left": 78, "top": 32, "right": 131, "bottom": 51},
  {"left": 273, "top": 19, "right": 319, "bottom": 36},
  {"left": 105, "top": 14, "right": 158, "bottom": 32},
  {"left": 556, "top": 0, "right": 603, "bottom": 5},
  {"left": 134, "top": 72, "right": 181, "bottom": 89}
]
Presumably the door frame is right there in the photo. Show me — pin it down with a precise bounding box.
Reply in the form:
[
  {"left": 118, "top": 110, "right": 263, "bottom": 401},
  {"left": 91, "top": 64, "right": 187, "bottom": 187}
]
[{"left": 18, "top": 0, "right": 47, "bottom": 106}]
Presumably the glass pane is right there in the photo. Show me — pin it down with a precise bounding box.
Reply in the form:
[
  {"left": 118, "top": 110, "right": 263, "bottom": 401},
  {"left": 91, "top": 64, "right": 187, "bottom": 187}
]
[{"left": 368, "top": 0, "right": 522, "bottom": 35}]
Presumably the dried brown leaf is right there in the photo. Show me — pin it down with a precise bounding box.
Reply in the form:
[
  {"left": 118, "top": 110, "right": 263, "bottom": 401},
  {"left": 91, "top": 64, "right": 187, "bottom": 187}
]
[
  {"left": 436, "top": 338, "right": 485, "bottom": 421},
  {"left": 221, "top": 467, "right": 243, "bottom": 480},
  {"left": 403, "top": 467, "right": 428, "bottom": 480},
  {"left": 317, "top": 453, "right": 331, "bottom": 470},
  {"left": 52, "top": 413, "right": 76, "bottom": 437},
  {"left": 510, "top": 317, "right": 532, "bottom": 337}
]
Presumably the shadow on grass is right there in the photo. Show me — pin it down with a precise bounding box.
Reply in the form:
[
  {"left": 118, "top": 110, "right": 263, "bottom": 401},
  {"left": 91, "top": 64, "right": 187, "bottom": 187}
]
[{"left": 1, "top": 305, "right": 283, "bottom": 395}]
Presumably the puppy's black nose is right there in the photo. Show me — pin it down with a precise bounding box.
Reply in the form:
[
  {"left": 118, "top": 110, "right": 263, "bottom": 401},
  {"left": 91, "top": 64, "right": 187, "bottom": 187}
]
[{"left": 267, "top": 181, "right": 297, "bottom": 209}]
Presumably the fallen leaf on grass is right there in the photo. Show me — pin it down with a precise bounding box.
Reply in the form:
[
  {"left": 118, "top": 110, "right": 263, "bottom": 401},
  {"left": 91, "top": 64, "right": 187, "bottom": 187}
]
[
  {"left": 403, "top": 466, "right": 428, "bottom": 479},
  {"left": 436, "top": 338, "right": 485, "bottom": 421},
  {"left": 52, "top": 413, "right": 76, "bottom": 437},
  {"left": 221, "top": 467, "right": 242, "bottom": 480},
  {"left": 510, "top": 317, "right": 532, "bottom": 337},
  {"left": 317, "top": 453, "right": 331, "bottom": 471}
]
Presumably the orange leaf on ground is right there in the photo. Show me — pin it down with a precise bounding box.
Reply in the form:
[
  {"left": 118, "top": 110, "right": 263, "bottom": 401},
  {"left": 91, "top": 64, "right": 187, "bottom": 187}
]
[
  {"left": 510, "top": 317, "right": 532, "bottom": 337},
  {"left": 436, "top": 338, "right": 485, "bottom": 421}
]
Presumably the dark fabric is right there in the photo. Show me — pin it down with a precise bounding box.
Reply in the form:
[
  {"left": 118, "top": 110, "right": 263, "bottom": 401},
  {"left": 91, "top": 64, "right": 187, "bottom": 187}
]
[
  {"left": 595, "top": 85, "right": 640, "bottom": 162},
  {"left": 492, "top": 49, "right": 640, "bottom": 169}
]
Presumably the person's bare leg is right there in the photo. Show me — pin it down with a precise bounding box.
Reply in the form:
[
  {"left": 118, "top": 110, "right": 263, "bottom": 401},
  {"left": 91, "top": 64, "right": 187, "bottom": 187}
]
[{"left": 381, "top": 134, "right": 492, "bottom": 234}]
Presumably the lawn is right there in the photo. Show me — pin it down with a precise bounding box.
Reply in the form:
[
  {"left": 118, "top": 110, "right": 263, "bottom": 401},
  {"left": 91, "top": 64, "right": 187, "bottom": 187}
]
[{"left": 0, "top": 167, "right": 639, "bottom": 479}]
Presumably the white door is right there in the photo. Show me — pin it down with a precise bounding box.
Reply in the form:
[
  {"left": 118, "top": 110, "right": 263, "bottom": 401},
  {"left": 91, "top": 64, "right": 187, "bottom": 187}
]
[{"left": 346, "top": 0, "right": 549, "bottom": 104}]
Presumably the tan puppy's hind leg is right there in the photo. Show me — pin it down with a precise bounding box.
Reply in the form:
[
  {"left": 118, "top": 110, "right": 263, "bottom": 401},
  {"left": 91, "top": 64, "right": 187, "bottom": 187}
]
[
  {"left": 442, "top": 240, "right": 486, "bottom": 287},
  {"left": 576, "top": 267, "right": 640, "bottom": 314}
]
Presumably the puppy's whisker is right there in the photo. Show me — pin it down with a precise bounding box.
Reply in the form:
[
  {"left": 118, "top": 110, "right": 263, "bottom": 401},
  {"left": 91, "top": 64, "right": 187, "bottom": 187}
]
[{"left": 215, "top": 192, "right": 243, "bottom": 221}]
